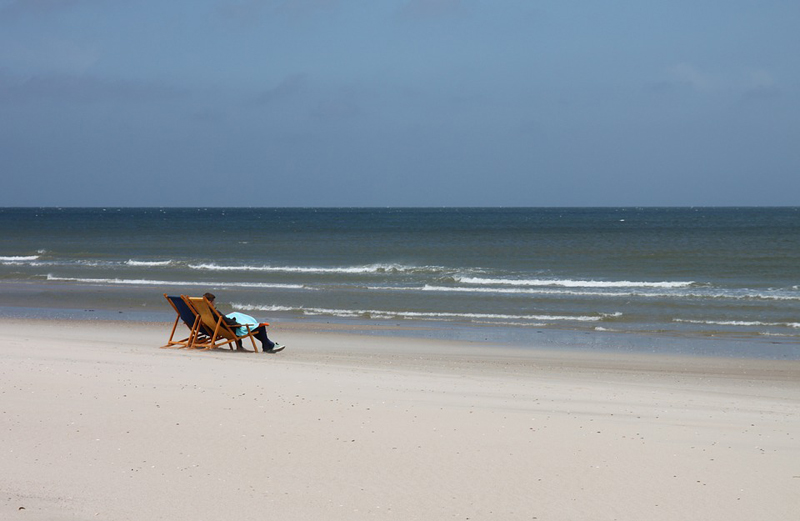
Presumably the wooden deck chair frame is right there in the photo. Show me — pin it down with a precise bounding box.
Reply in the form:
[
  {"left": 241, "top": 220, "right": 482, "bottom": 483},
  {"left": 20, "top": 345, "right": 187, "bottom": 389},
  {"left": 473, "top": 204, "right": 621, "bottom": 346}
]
[
  {"left": 161, "top": 294, "right": 202, "bottom": 349},
  {"left": 183, "top": 295, "right": 260, "bottom": 352}
]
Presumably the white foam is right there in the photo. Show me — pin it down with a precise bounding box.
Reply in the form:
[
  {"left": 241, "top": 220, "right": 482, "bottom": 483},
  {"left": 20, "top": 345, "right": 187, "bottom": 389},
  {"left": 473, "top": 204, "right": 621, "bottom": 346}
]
[
  {"left": 231, "top": 303, "right": 608, "bottom": 323},
  {"left": 419, "top": 285, "right": 635, "bottom": 296},
  {"left": 759, "top": 331, "right": 800, "bottom": 337},
  {"left": 188, "top": 262, "right": 442, "bottom": 275},
  {"left": 0, "top": 255, "right": 39, "bottom": 261},
  {"left": 45, "top": 274, "right": 305, "bottom": 290},
  {"left": 457, "top": 276, "right": 695, "bottom": 289},
  {"left": 367, "top": 284, "right": 800, "bottom": 302},
  {"left": 675, "top": 319, "right": 766, "bottom": 327},
  {"left": 675, "top": 318, "right": 800, "bottom": 329},
  {"left": 473, "top": 320, "right": 548, "bottom": 327},
  {"left": 126, "top": 259, "right": 173, "bottom": 267}
]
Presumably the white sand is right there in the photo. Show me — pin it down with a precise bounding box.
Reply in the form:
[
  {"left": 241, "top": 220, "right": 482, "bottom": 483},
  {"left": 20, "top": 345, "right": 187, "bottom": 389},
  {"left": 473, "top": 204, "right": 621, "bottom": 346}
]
[{"left": 1, "top": 318, "right": 799, "bottom": 521}]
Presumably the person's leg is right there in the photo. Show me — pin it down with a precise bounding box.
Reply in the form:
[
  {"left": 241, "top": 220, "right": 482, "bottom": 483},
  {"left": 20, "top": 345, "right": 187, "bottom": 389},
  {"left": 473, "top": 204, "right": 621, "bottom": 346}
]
[{"left": 253, "top": 326, "right": 275, "bottom": 350}]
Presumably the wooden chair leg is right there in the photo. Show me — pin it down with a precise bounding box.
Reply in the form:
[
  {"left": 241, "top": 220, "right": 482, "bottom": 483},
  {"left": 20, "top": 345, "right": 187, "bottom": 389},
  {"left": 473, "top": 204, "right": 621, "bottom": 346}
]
[
  {"left": 186, "top": 316, "right": 202, "bottom": 349},
  {"left": 160, "top": 316, "right": 181, "bottom": 348}
]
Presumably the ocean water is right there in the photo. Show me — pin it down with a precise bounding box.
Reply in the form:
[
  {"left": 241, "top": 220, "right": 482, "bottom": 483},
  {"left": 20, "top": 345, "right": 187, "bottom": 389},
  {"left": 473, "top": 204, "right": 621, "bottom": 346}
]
[{"left": 1, "top": 207, "right": 799, "bottom": 355}]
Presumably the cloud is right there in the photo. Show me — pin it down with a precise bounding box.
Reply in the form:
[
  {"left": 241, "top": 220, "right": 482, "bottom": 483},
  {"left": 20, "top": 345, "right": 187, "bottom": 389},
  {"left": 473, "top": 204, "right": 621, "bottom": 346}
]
[
  {"left": 642, "top": 80, "right": 679, "bottom": 94},
  {"left": 397, "top": 0, "right": 466, "bottom": 20},
  {"left": 742, "top": 84, "right": 781, "bottom": 103},
  {"left": 648, "top": 65, "right": 786, "bottom": 104},
  {"left": 0, "top": 71, "right": 184, "bottom": 104},
  {"left": 740, "top": 70, "right": 781, "bottom": 103},
  {"left": 253, "top": 73, "right": 308, "bottom": 104},
  {"left": 645, "top": 63, "right": 720, "bottom": 95},
  {"left": 667, "top": 63, "right": 716, "bottom": 92},
  {"left": 748, "top": 69, "right": 775, "bottom": 88},
  {"left": 311, "top": 97, "right": 359, "bottom": 120}
]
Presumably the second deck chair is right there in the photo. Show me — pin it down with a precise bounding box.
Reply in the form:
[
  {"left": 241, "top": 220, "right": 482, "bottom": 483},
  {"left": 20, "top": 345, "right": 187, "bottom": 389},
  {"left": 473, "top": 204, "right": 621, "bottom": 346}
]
[
  {"left": 183, "top": 295, "right": 260, "bottom": 352},
  {"left": 161, "top": 294, "right": 205, "bottom": 349}
]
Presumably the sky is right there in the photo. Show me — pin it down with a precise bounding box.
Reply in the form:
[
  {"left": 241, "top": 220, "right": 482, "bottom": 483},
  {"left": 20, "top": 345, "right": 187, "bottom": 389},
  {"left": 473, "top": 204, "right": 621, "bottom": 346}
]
[{"left": 0, "top": 0, "right": 798, "bottom": 207}]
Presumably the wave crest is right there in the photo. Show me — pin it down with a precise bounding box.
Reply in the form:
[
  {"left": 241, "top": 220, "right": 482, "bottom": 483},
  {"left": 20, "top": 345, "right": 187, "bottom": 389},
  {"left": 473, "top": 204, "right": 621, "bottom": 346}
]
[
  {"left": 231, "top": 302, "right": 611, "bottom": 323},
  {"left": 126, "top": 259, "right": 173, "bottom": 267},
  {"left": 45, "top": 274, "right": 305, "bottom": 290},
  {"left": 188, "top": 262, "right": 444, "bottom": 275},
  {"left": 456, "top": 276, "right": 695, "bottom": 289},
  {"left": 674, "top": 318, "right": 800, "bottom": 329}
]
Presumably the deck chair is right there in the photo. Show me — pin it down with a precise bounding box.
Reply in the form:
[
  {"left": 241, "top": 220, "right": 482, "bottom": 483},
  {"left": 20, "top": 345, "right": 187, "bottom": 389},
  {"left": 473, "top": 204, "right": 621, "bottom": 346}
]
[
  {"left": 161, "top": 294, "right": 205, "bottom": 349},
  {"left": 183, "top": 295, "right": 260, "bottom": 352}
]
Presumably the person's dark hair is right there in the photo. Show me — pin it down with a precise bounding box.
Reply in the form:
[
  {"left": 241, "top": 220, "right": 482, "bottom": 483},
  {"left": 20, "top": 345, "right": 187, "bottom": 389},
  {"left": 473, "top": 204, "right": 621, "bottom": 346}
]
[{"left": 203, "top": 292, "right": 216, "bottom": 302}]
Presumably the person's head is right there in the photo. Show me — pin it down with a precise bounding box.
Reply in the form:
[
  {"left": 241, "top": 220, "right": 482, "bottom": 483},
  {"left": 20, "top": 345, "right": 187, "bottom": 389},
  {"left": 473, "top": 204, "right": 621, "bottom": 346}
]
[{"left": 203, "top": 292, "right": 216, "bottom": 303}]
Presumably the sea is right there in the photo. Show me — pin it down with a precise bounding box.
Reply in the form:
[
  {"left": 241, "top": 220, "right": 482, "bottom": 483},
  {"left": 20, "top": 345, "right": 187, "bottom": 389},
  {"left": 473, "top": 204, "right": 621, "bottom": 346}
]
[{"left": 1, "top": 207, "right": 799, "bottom": 358}]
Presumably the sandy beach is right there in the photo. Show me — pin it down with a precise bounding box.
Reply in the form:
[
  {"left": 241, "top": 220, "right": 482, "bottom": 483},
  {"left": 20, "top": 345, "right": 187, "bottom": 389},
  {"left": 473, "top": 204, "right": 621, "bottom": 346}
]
[{"left": 1, "top": 318, "right": 798, "bottom": 521}]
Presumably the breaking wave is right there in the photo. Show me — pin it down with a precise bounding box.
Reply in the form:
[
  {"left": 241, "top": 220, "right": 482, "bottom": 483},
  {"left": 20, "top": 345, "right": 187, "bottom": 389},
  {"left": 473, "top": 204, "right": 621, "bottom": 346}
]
[
  {"left": 45, "top": 274, "right": 306, "bottom": 290},
  {"left": 674, "top": 318, "right": 800, "bottom": 329},
  {"left": 363, "top": 284, "right": 800, "bottom": 301},
  {"left": 456, "top": 276, "right": 695, "bottom": 289},
  {"left": 0, "top": 255, "right": 40, "bottom": 261},
  {"left": 187, "top": 262, "right": 445, "bottom": 275},
  {"left": 125, "top": 259, "right": 174, "bottom": 267},
  {"left": 0, "top": 255, "right": 41, "bottom": 264},
  {"left": 231, "top": 302, "right": 619, "bottom": 324}
]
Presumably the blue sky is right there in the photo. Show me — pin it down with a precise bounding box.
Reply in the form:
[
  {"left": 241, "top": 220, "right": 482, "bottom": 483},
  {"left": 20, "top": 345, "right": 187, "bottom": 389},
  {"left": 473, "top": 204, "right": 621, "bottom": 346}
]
[{"left": 1, "top": 0, "right": 798, "bottom": 206}]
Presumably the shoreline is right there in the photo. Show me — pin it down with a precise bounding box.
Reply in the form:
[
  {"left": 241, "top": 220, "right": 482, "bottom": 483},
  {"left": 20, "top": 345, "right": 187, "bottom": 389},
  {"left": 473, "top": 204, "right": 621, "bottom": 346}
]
[{"left": 2, "top": 302, "right": 799, "bottom": 361}]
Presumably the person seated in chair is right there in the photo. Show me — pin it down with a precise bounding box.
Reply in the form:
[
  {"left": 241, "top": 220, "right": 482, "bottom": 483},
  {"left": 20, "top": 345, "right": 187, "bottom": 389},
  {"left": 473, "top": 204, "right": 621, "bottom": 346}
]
[{"left": 204, "top": 293, "right": 285, "bottom": 353}]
